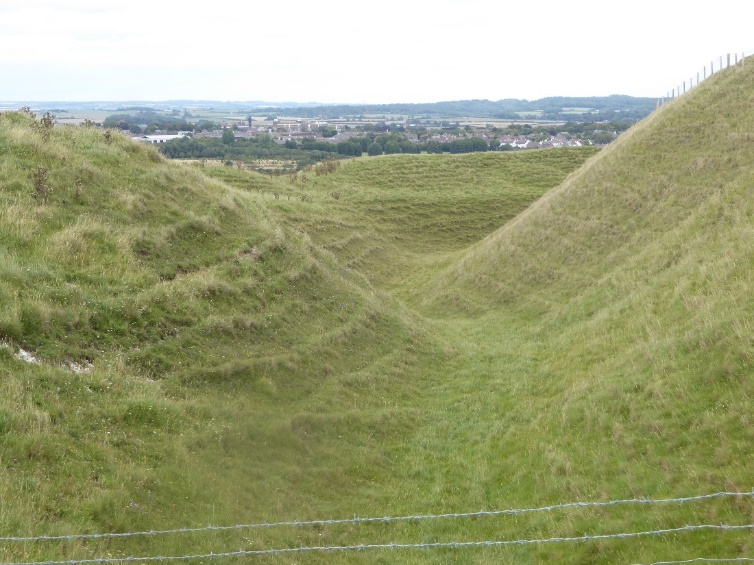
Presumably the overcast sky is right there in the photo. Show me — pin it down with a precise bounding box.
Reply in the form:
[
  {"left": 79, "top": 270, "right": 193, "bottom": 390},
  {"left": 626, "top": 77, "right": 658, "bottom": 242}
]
[{"left": 1, "top": 0, "right": 752, "bottom": 103}]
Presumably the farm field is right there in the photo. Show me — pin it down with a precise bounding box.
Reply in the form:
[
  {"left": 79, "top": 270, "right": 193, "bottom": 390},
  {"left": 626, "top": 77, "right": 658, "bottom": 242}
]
[{"left": 0, "top": 57, "right": 753, "bottom": 564}]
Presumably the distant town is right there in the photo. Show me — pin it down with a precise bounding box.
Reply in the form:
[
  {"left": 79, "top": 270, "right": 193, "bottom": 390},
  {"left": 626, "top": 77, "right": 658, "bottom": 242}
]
[
  {"left": 134, "top": 116, "right": 591, "bottom": 151},
  {"left": 2, "top": 96, "right": 654, "bottom": 171}
]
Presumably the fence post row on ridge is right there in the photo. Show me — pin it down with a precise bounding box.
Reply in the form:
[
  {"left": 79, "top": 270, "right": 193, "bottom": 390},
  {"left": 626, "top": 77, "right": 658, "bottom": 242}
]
[{"left": 659, "top": 51, "right": 751, "bottom": 107}]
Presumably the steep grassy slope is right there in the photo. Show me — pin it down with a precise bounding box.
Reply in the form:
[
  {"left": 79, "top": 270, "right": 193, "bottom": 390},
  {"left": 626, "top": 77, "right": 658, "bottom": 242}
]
[
  {"left": 225, "top": 63, "right": 754, "bottom": 561},
  {"left": 0, "top": 114, "right": 440, "bottom": 563},
  {"left": 205, "top": 148, "right": 599, "bottom": 291},
  {"left": 418, "top": 67, "right": 754, "bottom": 320},
  {"left": 389, "top": 61, "right": 754, "bottom": 560},
  {"left": 204, "top": 80, "right": 754, "bottom": 561}
]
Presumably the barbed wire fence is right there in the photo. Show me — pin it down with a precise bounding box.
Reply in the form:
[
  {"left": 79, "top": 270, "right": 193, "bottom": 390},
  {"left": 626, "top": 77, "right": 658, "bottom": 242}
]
[
  {"left": 644, "top": 559, "right": 754, "bottom": 565},
  {"left": 657, "top": 51, "right": 754, "bottom": 107},
  {"left": 0, "top": 490, "right": 750, "bottom": 543},
  {"left": 3, "top": 525, "right": 754, "bottom": 565},
  {"left": 1, "top": 491, "right": 752, "bottom": 564}
]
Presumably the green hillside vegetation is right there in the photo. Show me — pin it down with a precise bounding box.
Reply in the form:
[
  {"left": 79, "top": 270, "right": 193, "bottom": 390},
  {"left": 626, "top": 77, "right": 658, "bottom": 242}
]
[
  {"left": 1, "top": 57, "right": 754, "bottom": 564},
  {"left": 203, "top": 148, "right": 599, "bottom": 292},
  {"left": 402, "top": 65, "right": 754, "bottom": 557},
  {"left": 0, "top": 114, "right": 435, "bottom": 563}
]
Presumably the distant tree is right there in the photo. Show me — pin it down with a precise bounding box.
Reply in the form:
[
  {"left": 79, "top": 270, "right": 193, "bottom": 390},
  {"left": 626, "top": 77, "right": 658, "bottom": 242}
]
[
  {"left": 426, "top": 140, "right": 442, "bottom": 154},
  {"left": 589, "top": 131, "right": 616, "bottom": 145},
  {"left": 301, "top": 138, "right": 338, "bottom": 153},
  {"left": 256, "top": 133, "right": 275, "bottom": 146},
  {"left": 375, "top": 132, "right": 406, "bottom": 149},
  {"left": 367, "top": 143, "right": 382, "bottom": 156},
  {"left": 400, "top": 141, "right": 420, "bottom": 154},
  {"left": 448, "top": 137, "right": 488, "bottom": 154},
  {"left": 166, "top": 121, "right": 193, "bottom": 133},
  {"left": 222, "top": 128, "right": 235, "bottom": 145},
  {"left": 337, "top": 141, "right": 362, "bottom": 156},
  {"left": 383, "top": 140, "right": 402, "bottom": 154},
  {"left": 129, "top": 124, "right": 142, "bottom": 134},
  {"left": 353, "top": 137, "right": 371, "bottom": 152},
  {"left": 318, "top": 125, "right": 337, "bottom": 138},
  {"left": 284, "top": 139, "right": 298, "bottom": 149},
  {"left": 198, "top": 121, "right": 218, "bottom": 131}
]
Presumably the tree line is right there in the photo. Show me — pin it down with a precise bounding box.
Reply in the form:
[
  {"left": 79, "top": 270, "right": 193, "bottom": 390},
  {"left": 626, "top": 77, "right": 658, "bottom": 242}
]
[
  {"left": 156, "top": 120, "right": 632, "bottom": 170},
  {"left": 103, "top": 110, "right": 218, "bottom": 135},
  {"left": 256, "top": 96, "right": 655, "bottom": 122}
]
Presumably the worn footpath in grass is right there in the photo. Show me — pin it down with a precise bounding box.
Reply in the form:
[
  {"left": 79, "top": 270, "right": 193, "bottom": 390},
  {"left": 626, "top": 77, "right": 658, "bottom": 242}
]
[{"left": 243, "top": 62, "right": 754, "bottom": 561}]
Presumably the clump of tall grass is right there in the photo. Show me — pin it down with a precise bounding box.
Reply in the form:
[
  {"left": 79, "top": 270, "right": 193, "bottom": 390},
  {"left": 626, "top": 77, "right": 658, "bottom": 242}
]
[
  {"left": 315, "top": 158, "right": 339, "bottom": 176},
  {"left": 37, "top": 112, "right": 54, "bottom": 142},
  {"left": 31, "top": 165, "right": 52, "bottom": 203}
]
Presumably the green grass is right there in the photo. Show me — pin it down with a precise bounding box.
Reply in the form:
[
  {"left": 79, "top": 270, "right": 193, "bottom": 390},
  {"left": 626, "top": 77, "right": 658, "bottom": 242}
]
[
  {"left": 204, "top": 149, "right": 599, "bottom": 294},
  {"left": 2, "top": 57, "right": 754, "bottom": 564},
  {"left": 0, "top": 115, "right": 436, "bottom": 563}
]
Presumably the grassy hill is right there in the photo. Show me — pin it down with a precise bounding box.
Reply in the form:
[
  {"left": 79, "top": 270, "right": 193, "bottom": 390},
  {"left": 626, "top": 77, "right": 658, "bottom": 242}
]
[
  {"left": 1, "top": 56, "right": 754, "bottom": 564},
  {"left": 203, "top": 148, "right": 599, "bottom": 292},
  {"left": 0, "top": 113, "right": 438, "bottom": 563},
  {"left": 398, "top": 63, "right": 754, "bottom": 559}
]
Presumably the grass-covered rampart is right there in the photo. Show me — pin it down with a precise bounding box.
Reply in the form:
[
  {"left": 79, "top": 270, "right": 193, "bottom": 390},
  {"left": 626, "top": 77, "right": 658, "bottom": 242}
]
[
  {"left": 2, "top": 57, "right": 754, "bottom": 564},
  {"left": 0, "top": 113, "right": 435, "bottom": 563}
]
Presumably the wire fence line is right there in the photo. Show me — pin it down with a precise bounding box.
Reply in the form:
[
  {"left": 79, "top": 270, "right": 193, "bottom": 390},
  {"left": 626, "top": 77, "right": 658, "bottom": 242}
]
[
  {"left": 659, "top": 50, "right": 754, "bottom": 105},
  {"left": 1, "top": 491, "right": 752, "bottom": 543},
  {"left": 650, "top": 557, "right": 754, "bottom": 565},
  {"left": 2, "top": 524, "right": 754, "bottom": 565}
]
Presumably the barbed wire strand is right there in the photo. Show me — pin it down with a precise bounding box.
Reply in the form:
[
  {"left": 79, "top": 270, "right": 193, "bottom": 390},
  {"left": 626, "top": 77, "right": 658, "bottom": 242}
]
[
  {"left": 645, "top": 559, "right": 754, "bottom": 565},
  {"left": 2, "top": 490, "right": 751, "bottom": 543},
  {"left": 2, "top": 523, "right": 753, "bottom": 565}
]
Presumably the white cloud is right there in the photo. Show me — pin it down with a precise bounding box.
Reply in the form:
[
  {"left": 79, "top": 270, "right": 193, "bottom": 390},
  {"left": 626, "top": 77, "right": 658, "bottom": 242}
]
[{"left": 2, "top": 0, "right": 753, "bottom": 102}]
